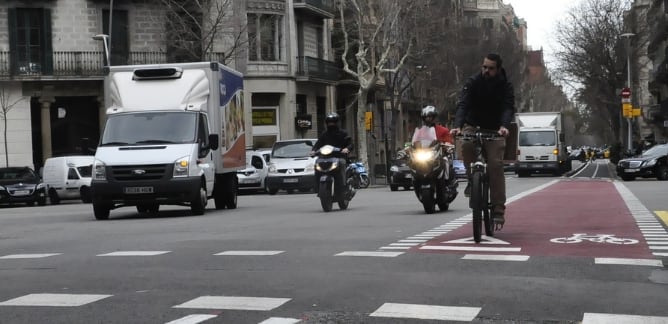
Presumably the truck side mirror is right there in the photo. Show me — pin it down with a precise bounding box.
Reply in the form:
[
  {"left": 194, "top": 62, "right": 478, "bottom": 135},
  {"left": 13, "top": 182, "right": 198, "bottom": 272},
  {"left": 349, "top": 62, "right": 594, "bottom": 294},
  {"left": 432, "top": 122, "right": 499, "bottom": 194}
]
[
  {"left": 559, "top": 133, "right": 565, "bottom": 142},
  {"left": 209, "top": 134, "right": 219, "bottom": 150}
]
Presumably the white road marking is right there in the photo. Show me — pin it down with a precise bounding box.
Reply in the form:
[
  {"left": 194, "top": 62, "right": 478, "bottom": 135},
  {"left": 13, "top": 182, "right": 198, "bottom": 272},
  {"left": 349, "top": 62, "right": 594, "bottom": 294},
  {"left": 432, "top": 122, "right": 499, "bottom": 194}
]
[
  {"left": 173, "top": 296, "right": 290, "bottom": 311},
  {"left": 214, "top": 251, "right": 284, "bottom": 256},
  {"left": 370, "top": 302, "right": 481, "bottom": 321},
  {"left": 389, "top": 243, "right": 420, "bottom": 246},
  {"left": 0, "top": 293, "right": 111, "bottom": 307},
  {"left": 420, "top": 246, "right": 521, "bottom": 252},
  {"left": 582, "top": 312, "right": 668, "bottom": 324},
  {"left": 462, "top": 254, "right": 530, "bottom": 261},
  {"left": 164, "top": 314, "right": 218, "bottom": 324},
  {"left": 646, "top": 241, "right": 668, "bottom": 245},
  {"left": 334, "top": 251, "right": 404, "bottom": 257},
  {"left": 595, "top": 258, "right": 663, "bottom": 267},
  {"left": 654, "top": 252, "right": 668, "bottom": 256},
  {"left": 0, "top": 253, "right": 61, "bottom": 259},
  {"left": 399, "top": 239, "right": 428, "bottom": 243},
  {"left": 443, "top": 236, "right": 510, "bottom": 244},
  {"left": 97, "top": 251, "right": 170, "bottom": 256},
  {"left": 258, "top": 317, "right": 302, "bottom": 324},
  {"left": 379, "top": 246, "right": 411, "bottom": 250}
]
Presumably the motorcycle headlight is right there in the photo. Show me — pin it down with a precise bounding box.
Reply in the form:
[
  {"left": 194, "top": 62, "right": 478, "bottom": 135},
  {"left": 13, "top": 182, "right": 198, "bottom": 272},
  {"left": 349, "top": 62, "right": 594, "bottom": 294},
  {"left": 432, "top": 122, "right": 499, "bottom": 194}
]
[
  {"left": 316, "top": 162, "right": 337, "bottom": 172},
  {"left": 320, "top": 146, "right": 334, "bottom": 155},
  {"left": 93, "top": 160, "right": 106, "bottom": 180},
  {"left": 390, "top": 165, "right": 399, "bottom": 172},
  {"left": 173, "top": 156, "right": 189, "bottom": 177},
  {"left": 415, "top": 150, "right": 435, "bottom": 162}
]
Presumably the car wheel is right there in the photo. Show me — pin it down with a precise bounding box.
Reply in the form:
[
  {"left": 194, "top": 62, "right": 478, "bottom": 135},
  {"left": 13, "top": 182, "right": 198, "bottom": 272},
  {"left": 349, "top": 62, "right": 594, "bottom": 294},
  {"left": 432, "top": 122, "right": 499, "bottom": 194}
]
[
  {"left": 656, "top": 165, "right": 668, "bottom": 181},
  {"left": 48, "top": 189, "right": 60, "bottom": 205},
  {"left": 267, "top": 186, "right": 278, "bottom": 195},
  {"left": 621, "top": 175, "right": 635, "bottom": 181},
  {"left": 390, "top": 184, "right": 398, "bottom": 191}
]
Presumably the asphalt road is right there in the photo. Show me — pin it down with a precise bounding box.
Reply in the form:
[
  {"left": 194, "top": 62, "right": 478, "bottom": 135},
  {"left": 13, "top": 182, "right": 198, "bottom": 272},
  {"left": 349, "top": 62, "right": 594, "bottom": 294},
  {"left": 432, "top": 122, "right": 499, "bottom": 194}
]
[{"left": 0, "top": 162, "right": 666, "bottom": 324}]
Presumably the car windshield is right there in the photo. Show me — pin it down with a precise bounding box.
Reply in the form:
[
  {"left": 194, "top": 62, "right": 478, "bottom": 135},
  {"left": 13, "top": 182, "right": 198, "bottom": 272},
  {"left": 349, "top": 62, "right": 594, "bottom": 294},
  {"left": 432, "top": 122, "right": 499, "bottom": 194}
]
[
  {"left": 519, "top": 131, "right": 556, "bottom": 146},
  {"left": 77, "top": 165, "right": 93, "bottom": 177},
  {"left": 0, "top": 167, "right": 38, "bottom": 181},
  {"left": 272, "top": 141, "right": 314, "bottom": 158},
  {"left": 100, "top": 111, "right": 197, "bottom": 146},
  {"left": 641, "top": 145, "right": 668, "bottom": 157}
]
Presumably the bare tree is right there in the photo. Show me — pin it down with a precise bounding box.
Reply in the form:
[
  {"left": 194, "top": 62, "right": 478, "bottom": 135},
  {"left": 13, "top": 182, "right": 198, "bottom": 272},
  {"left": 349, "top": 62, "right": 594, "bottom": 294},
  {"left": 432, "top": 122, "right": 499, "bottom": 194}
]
[
  {"left": 0, "top": 83, "right": 25, "bottom": 167},
  {"left": 338, "top": 0, "right": 415, "bottom": 168},
  {"left": 158, "top": 0, "right": 247, "bottom": 64},
  {"left": 552, "top": 0, "right": 646, "bottom": 144}
]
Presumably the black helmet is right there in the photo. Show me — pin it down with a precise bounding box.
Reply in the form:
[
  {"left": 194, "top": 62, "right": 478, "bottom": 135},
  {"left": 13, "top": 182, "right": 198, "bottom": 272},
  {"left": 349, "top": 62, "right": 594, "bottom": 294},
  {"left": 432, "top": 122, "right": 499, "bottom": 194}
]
[{"left": 325, "top": 112, "right": 340, "bottom": 123}]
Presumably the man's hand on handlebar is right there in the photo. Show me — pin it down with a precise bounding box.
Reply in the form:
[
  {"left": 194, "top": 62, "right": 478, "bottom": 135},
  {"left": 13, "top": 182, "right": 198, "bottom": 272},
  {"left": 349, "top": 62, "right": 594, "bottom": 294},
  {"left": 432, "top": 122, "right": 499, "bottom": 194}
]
[
  {"left": 450, "top": 128, "right": 461, "bottom": 136},
  {"left": 498, "top": 126, "right": 509, "bottom": 137},
  {"left": 342, "top": 148, "right": 350, "bottom": 154}
]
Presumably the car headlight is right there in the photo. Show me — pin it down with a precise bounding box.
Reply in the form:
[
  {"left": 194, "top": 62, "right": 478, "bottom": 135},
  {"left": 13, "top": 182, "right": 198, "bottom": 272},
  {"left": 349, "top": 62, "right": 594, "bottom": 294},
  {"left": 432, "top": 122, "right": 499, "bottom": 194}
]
[
  {"left": 93, "top": 160, "right": 106, "bottom": 180},
  {"left": 268, "top": 163, "right": 277, "bottom": 173},
  {"left": 36, "top": 183, "right": 46, "bottom": 190},
  {"left": 644, "top": 159, "right": 657, "bottom": 167},
  {"left": 173, "top": 156, "right": 189, "bottom": 177},
  {"left": 390, "top": 165, "right": 399, "bottom": 172},
  {"left": 305, "top": 162, "right": 315, "bottom": 173},
  {"left": 0, "top": 185, "right": 5, "bottom": 191}
]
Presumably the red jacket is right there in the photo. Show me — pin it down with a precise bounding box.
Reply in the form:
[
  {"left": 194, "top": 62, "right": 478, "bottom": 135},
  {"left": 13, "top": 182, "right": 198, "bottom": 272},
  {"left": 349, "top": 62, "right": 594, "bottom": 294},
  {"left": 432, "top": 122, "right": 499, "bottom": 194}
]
[{"left": 435, "top": 124, "right": 452, "bottom": 144}]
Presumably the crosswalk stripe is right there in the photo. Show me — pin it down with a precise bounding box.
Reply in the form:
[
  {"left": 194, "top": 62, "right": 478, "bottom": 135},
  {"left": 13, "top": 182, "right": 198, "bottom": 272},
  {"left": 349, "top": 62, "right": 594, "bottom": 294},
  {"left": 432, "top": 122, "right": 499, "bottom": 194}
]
[
  {"left": 214, "top": 251, "right": 284, "bottom": 256},
  {"left": 258, "top": 317, "right": 302, "bottom": 324},
  {"left": 164, "top": 314, "right": 218, "bottom": 324},
  {"left": 595, "top": 258, "right": 663, "bottom": 267},
  {"left": 370, "top": 302, "right": 481, "bottom": 321},
  {"left": 582, "top": 312, "right": 668, "bottom": 323},
  {"left": 97, "top": 251, "right": 170, "bottom": 256},
  {"left": 462, "top": 254, "right": 530, "bottom": 261},
  {"left": 0, "top": 293, "right": 111, "bottom": 307},
  {"left": 0, "top": 253, "right": 61, "bottom": 259},
  {"left": 335, "top": 251, "right": 404, "bottom": 257},
  {"left": 173, "top": 296, "right": 291, "bottom": 311}
]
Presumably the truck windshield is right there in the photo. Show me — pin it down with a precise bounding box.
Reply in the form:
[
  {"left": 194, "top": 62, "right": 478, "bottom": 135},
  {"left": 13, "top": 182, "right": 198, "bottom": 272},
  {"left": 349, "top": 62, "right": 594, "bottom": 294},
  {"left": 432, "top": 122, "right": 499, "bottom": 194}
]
[
  {"left": 100, "top": 112, "right": 197, "bottom": 146},
  {"left": 519, "top": 131, "right": 556, "bottom": 146}
]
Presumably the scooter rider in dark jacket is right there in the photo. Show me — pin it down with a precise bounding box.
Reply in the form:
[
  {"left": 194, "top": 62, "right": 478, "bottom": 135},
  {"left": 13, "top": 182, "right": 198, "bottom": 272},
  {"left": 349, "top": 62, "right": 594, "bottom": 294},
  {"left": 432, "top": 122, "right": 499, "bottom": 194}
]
[{"left": 311, "top": 112, "right": 354, "bottom": 197}]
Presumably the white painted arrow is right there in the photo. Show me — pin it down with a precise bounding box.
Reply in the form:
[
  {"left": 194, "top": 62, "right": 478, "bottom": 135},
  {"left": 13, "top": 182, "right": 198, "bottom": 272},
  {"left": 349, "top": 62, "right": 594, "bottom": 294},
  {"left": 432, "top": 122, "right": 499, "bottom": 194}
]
[{"left": 442, "top": 236, "right": 511, "bottom": 245}]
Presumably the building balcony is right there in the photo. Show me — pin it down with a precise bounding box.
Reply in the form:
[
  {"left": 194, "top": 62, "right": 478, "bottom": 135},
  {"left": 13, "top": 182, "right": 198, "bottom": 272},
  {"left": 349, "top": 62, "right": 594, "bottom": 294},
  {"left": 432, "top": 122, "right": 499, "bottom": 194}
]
[
  {"left": 293, "top": 0, "right": 335, "bottom": 18},
  {"left": 296, "top": 56, "right": 339, "bottom": 84},
  {"left": 0, "top": 51, "right": 226, "bottom": 79}
]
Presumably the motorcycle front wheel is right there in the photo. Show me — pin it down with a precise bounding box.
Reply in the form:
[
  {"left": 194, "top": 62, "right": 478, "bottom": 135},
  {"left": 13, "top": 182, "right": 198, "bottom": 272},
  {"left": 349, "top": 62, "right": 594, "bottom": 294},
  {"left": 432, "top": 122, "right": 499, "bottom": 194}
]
[
  {"left": 421, "top": 188, "right": 436, "bottom": 214},
  {"left": 319, "top": 182, "right": 333, "bottom": 212},
  {"left": 359, "top": 174, "right": 370, "bottom": 188}
]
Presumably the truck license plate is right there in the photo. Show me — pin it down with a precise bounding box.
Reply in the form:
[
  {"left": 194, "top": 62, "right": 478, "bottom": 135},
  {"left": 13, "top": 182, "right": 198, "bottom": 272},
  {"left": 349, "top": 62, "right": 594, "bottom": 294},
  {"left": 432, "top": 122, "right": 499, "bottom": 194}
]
[
  {"left": 283, "top": 178, "right": 298, "bottom": 183},
  {"left": 124, "top": 186, "right": 154, "bottom": 194}
]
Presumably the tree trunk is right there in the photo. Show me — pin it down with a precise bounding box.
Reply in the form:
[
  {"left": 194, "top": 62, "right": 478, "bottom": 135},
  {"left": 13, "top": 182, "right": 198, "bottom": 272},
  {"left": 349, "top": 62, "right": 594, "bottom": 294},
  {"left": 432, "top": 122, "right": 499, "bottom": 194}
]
[{"left": 356, "top": 89, "right": 369, "bottom": 170}]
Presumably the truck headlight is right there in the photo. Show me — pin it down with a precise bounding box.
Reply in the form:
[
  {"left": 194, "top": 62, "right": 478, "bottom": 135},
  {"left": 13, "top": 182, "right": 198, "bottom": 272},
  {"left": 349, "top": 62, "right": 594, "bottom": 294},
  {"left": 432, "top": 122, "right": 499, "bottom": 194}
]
[
  {"left": 174, "top": 157, "right": 189, "bottom": 177},
  {"left": 93, "top": 160, "right": 106, "bottom": 180}
]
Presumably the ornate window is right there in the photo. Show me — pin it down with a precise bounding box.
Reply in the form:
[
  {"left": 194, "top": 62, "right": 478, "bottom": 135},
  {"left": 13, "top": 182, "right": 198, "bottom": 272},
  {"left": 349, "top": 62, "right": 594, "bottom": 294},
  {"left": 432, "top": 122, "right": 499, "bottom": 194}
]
[{"left": 247, "top": 13, "right": 284, "bottom": 61}]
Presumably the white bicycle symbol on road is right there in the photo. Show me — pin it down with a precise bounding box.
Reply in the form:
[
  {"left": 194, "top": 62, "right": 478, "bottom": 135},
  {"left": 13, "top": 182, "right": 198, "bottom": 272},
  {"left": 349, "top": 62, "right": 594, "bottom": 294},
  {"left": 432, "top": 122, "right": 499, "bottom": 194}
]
[{"left": 550, "top": 233, "right": 639, "bottom": 245}]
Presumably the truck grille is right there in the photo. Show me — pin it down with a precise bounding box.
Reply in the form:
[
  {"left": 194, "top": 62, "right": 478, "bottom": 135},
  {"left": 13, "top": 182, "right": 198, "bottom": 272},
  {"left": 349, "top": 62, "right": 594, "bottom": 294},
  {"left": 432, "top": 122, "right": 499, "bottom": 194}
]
[
  {"left": 525, "top": 156, "right": 550, "bottom": 160},
  {"left": 110, "top": 164, "right": 170, "bottom": 181}
]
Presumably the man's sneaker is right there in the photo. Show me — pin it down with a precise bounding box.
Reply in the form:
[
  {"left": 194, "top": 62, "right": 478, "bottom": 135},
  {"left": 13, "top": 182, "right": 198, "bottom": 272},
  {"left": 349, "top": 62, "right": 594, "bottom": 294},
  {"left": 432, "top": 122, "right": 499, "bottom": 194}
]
[
  {"left": 464, "top": 183, "right": 471, "bottom": 197},
  {"left": 494, "top": 213, "right": 505, "bottom": 230}
]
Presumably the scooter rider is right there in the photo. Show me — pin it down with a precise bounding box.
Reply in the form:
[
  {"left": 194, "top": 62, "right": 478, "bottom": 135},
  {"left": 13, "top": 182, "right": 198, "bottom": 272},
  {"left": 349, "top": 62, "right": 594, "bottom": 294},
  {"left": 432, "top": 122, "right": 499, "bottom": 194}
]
[{"left": 311, "top": 112, "right": 354, "bottom": 197}]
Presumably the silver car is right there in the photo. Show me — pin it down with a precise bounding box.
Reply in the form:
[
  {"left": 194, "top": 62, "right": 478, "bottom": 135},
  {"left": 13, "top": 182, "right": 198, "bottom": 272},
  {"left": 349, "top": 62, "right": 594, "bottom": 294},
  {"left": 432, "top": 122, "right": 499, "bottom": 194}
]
[{"left": 237, "top": 149, "right": 271, "bottom": 193}]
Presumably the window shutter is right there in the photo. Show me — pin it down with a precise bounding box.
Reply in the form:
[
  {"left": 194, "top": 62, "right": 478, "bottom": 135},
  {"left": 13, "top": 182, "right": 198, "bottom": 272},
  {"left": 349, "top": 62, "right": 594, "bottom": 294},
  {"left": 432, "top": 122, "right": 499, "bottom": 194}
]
[
  {"left": 8, "top": 8, "right": 17, "bottom": 75},
  {"left": 42, "top": 9, "right": 53, "bottom": 75}
]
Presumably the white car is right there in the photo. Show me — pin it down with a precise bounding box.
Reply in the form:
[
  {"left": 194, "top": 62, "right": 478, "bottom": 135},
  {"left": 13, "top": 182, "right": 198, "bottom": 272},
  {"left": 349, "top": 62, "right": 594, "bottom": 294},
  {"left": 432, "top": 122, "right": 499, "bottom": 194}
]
[
  {"left": 42, "top": 155, "right": 94, "bottom": 203},
  {"left": 265, "top": 139, "right": 318, "bottom": 194},
  {"left": 237, "top": 149, "right": 271, "bottom": 193}
]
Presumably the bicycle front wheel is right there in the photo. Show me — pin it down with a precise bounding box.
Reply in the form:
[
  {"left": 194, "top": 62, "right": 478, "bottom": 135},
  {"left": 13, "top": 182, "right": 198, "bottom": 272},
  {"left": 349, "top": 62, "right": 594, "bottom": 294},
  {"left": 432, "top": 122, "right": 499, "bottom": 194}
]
[
  {"left": 483, "top": 178, "right": 494, "bottom": 237},
  {"left": 470, "top": 171, "right": 484, "bottom": 243}
]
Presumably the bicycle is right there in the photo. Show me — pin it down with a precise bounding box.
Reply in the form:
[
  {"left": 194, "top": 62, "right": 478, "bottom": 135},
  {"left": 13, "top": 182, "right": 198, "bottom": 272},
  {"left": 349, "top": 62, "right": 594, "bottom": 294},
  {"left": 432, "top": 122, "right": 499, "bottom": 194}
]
[{"left": 457, "top": 130, "right": 504, "bottom": 243}]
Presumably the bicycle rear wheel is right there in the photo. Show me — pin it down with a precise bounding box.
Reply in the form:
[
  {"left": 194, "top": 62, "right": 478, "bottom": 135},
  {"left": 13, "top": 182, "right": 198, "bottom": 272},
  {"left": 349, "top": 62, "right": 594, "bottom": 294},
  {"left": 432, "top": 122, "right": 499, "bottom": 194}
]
[
  {"left": 470, "top": 171, "right": 484, "bottom": 243},
  {"left": 483, "top": 179, "right": 494, "bottom": 237}
]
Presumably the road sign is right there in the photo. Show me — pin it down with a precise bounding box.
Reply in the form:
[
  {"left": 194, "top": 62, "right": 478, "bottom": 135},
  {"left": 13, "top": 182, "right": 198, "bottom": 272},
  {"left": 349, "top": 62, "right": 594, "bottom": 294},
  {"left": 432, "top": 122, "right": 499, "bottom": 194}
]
[
  {"left": 621, "top": 87, "right": 631, "bottom": 98},
  {"left": 632, "top": 107, "right": 641, "bottom": 117},
  {"left": 622, "top": 103, "right": 632, "bottom": 117}
]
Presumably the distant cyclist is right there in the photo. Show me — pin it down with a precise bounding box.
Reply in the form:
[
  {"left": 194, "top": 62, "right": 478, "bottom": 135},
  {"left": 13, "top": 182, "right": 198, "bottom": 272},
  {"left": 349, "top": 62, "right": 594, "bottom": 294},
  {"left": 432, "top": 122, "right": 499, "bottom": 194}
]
[{"left": 450, "top": 53, "right": 515, "bottom": 228}]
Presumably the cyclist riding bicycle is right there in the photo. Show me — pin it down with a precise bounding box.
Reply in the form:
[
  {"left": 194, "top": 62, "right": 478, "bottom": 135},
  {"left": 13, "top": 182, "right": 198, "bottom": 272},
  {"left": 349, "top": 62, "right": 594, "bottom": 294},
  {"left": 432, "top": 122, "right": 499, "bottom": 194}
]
[{"left": 450, "top": 53, "right": 515, "bottom": 228}]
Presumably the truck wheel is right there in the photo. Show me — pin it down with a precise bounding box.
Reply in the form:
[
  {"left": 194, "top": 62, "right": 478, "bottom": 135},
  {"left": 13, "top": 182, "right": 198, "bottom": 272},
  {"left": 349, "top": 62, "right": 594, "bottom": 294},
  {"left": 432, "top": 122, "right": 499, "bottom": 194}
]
[
  {"left": 49, "top": 189, "right": 60, "bottom": 205},
  {"left": 224, "top": 175, "right": 238, "bottom": 209},
  {"left": 93, "top": 203, "right": 110, "bottom": 220},
  {"left": 80, "top": 186, "right": 92, "bottom": 203},
  {"left": 191, "top": 184, "right": 207, "bottom": 215}
]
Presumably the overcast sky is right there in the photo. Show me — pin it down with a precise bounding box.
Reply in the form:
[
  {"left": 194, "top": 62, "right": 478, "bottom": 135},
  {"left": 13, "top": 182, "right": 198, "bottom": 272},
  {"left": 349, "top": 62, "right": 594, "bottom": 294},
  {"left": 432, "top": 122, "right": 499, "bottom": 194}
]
[{"left": 504, "top": 0, "right": 577, "bottom": 66}]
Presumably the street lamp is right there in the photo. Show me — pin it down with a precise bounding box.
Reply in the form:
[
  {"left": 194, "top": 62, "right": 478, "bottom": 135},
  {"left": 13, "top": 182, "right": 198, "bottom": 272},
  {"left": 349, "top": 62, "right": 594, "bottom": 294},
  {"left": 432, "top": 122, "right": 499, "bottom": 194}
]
[
  {"left": 620, "top": 32, "right": 635, "bottom": 151},
  {"left": 92, "top": 34, "right": 110, "bottom": 66}
]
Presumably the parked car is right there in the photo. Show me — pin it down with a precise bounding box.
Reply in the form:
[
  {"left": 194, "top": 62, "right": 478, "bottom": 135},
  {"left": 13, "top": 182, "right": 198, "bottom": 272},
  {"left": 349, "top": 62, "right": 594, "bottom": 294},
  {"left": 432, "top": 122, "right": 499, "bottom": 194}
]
[
  {"left": 42, "top": 155, "right": 94, "bottom": 204},
  {"left": 0, "top": 167, "right": 48, "bottom": 206},
  {"left": 265, "top": 139, "right": 318, "bottom": 194},
  {"left": 453, "top": 159, "right": 467, "bottom": 179},
  {"left": 389, "top": 158, "right": 412, "bottom": 191},
  {"left": 616, "top": 143, "right": 668, "bottom": 181},
  {"left": 237, "top": 149, "right": 271, "bottom": 193}
]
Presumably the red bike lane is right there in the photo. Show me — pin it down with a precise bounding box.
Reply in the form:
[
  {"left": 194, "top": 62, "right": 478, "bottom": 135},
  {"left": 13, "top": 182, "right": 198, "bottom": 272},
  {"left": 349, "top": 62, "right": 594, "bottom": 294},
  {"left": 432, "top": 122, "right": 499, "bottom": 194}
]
[{"left": 416, "top": 179, "right": 655, "bottom": 259}]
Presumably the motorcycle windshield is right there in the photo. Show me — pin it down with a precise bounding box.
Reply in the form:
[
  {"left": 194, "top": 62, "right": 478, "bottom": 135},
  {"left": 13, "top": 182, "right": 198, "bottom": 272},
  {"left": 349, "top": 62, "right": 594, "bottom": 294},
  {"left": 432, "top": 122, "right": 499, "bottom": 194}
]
[{"left": 411, "top": 126, "right": 437, "bottom": 149}]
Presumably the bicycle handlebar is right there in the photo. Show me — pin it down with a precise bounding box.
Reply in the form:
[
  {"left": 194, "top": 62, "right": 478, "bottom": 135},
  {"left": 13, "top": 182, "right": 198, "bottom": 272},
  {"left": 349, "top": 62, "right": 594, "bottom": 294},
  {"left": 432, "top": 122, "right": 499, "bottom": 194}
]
[{"left": 455, "top": 132, "right": 504, "bottom": 141}]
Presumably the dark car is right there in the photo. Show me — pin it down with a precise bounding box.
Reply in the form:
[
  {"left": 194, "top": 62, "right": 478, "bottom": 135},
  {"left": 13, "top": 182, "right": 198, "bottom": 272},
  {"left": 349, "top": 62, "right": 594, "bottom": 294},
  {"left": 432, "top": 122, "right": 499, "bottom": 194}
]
[
  {"left": 616, "top": 144, "right": 668, "bottom": 181},
  {"left": 389, "top": 158, "right": 412, "bottom": 191},
  {"left": 0, "top": 167, "right": 48, "bottom": 206}
]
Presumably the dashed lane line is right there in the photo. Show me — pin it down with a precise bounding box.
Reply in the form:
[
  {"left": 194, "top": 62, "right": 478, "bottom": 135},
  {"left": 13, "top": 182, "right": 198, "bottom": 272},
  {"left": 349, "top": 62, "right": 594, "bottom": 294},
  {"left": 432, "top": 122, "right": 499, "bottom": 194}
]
[
  {"left": 214, "top": 251, "right": 284, "bottom": 256},
  {"left": 172, "top": 296, "right": 291, "bottom": 311},
  {"left": 0, "top": 253, "right": 61, "bottom": 259},
  {"left": 370, "top": 302, "right": 481, "bottom": 321},
  {"left": 0, "top": 293, "right": 111, "bottom": 307},
  {"left": 97, "top": 251, "right": 171, "bottom": 256},
  {"left": 164, "top": 314, "right": 218, "bottom": 324},
  {"left": 582, "top": 312, "right": 668, "bottom": 324},
  {"left": 594, "top": 258, "right": 663, "bottom": 267}
]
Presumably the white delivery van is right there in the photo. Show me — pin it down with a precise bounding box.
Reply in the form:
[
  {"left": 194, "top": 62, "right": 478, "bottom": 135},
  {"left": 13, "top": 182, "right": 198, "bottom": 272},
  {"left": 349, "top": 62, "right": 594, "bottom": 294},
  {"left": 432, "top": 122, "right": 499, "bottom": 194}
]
[
  {"left": 91, "top": 62, "right": 245, "bottom": 220},
  {"left": 515, "top": 112, "right": 571, "bottom": 176},
  {"left": 42, "top": 155, "right": 95, "bottom": 204}
]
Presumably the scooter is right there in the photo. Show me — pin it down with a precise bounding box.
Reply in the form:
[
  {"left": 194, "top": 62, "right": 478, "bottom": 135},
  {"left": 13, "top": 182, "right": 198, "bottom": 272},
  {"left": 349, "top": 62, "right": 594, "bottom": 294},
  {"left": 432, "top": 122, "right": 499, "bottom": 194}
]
[
  {"left": 314, "top": 145, "right": 356, "bottom": 212},
  {"left": 408, "top": 126, "right": 458, "bottom": 214},
  {"left": 347, "top": 161, "right": 370, "bottom": 189}
]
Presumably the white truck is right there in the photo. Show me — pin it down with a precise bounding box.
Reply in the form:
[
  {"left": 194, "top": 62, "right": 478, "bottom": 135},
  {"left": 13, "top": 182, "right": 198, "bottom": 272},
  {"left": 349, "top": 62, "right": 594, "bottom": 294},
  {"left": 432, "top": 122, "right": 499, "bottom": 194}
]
[
  {"left": 91, "top": 62, "right": 245, "bottom": 220},
  {"left": 515, "top": 112, "right": 570, "bottom": 177}
]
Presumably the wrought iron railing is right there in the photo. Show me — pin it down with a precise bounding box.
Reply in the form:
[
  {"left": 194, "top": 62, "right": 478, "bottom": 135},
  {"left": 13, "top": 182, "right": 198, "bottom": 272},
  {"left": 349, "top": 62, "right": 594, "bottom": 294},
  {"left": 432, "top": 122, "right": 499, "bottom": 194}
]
[
  {"left": 293, "top": 0, "right": 335, "bottom": 15},
  {"left": 0, "top": 51, "right": 226, "bottom": 77},
  {"left": 296, "top": 56, "right": 340, "bottom": 82}
]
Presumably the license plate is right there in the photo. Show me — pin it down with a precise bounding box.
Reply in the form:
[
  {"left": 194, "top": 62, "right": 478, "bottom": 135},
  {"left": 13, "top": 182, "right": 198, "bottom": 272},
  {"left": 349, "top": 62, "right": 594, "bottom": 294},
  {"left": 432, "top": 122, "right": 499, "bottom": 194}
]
[
  {"left": 624, "top": 168, "right": 639, "bottom": 173},
  {"left": 283, "top": 178, "right": 298, "bottom": 183},
  {"left": 405, "top": 174, "right": 412, "bottom": 178},
  {"left": 12, "top": 190, "right": 30, "bottom": 196},
  {"left": 124, "top": 186, "right": 154, "bottom": 194},
  {"left": 531, "top": 164, "right": 543, "bottom": 168}
]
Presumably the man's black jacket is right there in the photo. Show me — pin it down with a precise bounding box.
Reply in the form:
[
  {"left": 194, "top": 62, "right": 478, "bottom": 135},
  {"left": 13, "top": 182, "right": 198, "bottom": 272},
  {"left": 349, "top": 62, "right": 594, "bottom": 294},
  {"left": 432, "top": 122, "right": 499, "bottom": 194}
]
[
  {"left": 313, "top": 128, "right": 353, "bottom": 153},
  {"left": 454, "top": 68, "right": 515, "bottom": 130}
]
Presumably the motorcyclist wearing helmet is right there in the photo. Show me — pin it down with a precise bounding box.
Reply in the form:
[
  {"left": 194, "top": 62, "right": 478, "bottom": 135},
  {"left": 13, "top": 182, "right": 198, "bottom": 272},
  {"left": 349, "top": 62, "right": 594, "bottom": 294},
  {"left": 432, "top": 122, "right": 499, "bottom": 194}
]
[
  {"left": 311, "top": 112, "right": 354, "bottom": 197},
  {"left": 413, "top": 105, "right": 452, "bottom": 144}
]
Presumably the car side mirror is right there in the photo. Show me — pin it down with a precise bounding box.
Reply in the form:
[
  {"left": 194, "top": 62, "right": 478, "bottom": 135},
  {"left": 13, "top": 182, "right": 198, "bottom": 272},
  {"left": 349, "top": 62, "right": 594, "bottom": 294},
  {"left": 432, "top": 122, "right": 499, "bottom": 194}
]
[{"left": 208, "top": 134, "right": 219, "bottom": 150}]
